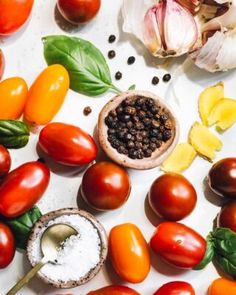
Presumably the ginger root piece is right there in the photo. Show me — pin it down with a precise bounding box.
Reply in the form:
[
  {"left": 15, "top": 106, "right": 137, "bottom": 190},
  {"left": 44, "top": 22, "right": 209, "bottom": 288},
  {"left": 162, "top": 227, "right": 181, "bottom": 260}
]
[
  {"left": 207, "top": 98, "right": 236, "bottom": 131},
  {"left": 189, "top": 122, "right": 222, "bottom": 161},
  {"left": 198, "top": 82, "right": 224, "bottom": 126},
  {"left": 161, "top": 143, "right": 197, "bottom": 173}
]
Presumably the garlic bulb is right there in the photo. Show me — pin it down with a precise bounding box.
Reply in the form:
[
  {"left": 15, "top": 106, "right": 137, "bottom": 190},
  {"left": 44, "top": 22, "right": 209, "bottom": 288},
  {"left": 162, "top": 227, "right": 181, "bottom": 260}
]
[
  {"left": 191, "top": 0, "right": 236, "bottom": 72},
  {"left": 123, "top": 0, "right": 198, "bottom": 57}
]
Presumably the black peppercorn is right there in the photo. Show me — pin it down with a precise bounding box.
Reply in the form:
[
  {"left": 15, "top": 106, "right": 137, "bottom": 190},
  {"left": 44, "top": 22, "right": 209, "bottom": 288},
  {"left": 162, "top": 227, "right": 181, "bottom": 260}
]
[
  {"left": 152, "top": 76, "right": 159, "bottom": 85},
  {"left": 108, "top": 35, "right": 116, "bottom": 43},
  {"left": 83, "top": 106, "right": 92, "bottom": 116},
  {"left": 125, "top": 106, "right": 136, "bottom": 115},
  {"left": 108, "top": 50, "right": 116, "bottom": 59},
  {"left": 127, "top": 141, "right": 135, "bottom": 148},
  {"left": 160, "top": 114, "right": 169, "bottom": 123},
  {"left": 163, "top": 130, "right": 172, "bottom": 141},
  {"left": 120, "top": 114, "right": 130, "bottom": 122},
  {"left": 163, "top": 73, "right": 171, "bottom": 82},
  {"left": 116, "top": 106, "right": 123, "bottom": 114},
  {"left": 127, "top": 56, "right": 136, "bottom": 65},
  {"left": 115, "top": 71, "right": 122, "bottom": 80}
]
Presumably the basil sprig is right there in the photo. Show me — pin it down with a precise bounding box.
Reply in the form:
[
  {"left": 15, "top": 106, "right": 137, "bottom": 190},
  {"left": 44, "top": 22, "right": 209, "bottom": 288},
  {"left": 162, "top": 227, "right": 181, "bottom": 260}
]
[
  {"left": 0, "top": 120, "right": 29, "bottom": 148},
  {"left": 195, "top": 227, "right": 236, "bottom": 279},
  {"left": 43, "top": 35, "right": 121, "bottom": 96},
  {"left": 3, "top": 207, "right": 42, "bottom": 250}
]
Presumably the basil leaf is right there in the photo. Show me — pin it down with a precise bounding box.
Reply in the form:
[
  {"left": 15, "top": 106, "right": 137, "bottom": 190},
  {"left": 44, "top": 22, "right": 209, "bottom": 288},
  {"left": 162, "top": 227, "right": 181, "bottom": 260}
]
[
  {"left": 43, "top": 35, "right": 121, "bottom": 96},
  {"left": 213, "top": 228, "right": 236, "bottom": 254},
  {"left": 194, "top": 233, "right": 215, "bottom": 270},
  {"left": 5, "top": 207, "right": 42, "bottom": 250},
  {"left": 215, "top": 253, "right": 236, "bottom": 279},
  {"left": 0, "top": 120, "right": 29, "bottom": 148}
]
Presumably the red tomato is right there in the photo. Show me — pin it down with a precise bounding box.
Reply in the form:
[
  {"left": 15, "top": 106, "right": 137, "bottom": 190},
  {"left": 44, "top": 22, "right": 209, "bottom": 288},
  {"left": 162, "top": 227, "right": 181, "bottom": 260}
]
[
  {"left": 0, "top": 0, "right": 34, "bottom": 36},
  {"left": 218, "top": 201, "right": 236, "bottom": 232},
  {"left": 0, "top": 49, "right": 5, "bottom": 80},
  {"left": 81, "top": 162, "right": 131, "bottom": 210},
  {"left": 0, "top": 222, "right": 15, "bottom": 268},
  {"left": 149, "top": 173, "right": 197, "bottom": 221},
  {"left": 87, "top": 285, "right": 141, "bottom": 295},
  {"left": 0, "top": 161, "right": 50, "bottom": 218},
  {"left": 0, "top": 145, "right": 11, "bottom": 177},
  {"left": 57, "top": 0, "right": 101, "bottom": 24},
  {"left": 39, "top": 123, "right": 97, "bottom": 166},
  {"left": 153, "top": 281, "right": 195, "bottom": 295},
  {"left": 150, "top": 222, "right": 206, "bottom": 268}
]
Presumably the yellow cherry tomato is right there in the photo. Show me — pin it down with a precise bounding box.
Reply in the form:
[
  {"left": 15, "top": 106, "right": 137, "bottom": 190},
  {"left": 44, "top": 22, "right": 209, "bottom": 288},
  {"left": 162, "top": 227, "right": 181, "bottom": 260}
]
[
  {"left": 208, "top": 278, "right": 236, "bottom": 295},
  {"left": 24, "top": 64, "right": 69, "bottom": 125},
  {"left": 109, "top": 223, "right": 151, "bottom": 283},
  {"left": 0, "top": 77, "right": 28, "bottom": 119}
]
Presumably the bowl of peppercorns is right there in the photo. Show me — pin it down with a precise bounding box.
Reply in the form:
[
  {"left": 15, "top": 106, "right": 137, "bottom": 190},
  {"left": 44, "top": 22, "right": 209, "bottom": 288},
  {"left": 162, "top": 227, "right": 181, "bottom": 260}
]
[{"left": 98, "top": 91, "right": 179, "bottom": 170}]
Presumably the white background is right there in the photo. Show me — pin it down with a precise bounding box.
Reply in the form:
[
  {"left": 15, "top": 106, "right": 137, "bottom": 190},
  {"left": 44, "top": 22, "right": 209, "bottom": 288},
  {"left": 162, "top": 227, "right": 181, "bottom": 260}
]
[{"left": 1, "top": 0, "right": 236, "bottom": 294}]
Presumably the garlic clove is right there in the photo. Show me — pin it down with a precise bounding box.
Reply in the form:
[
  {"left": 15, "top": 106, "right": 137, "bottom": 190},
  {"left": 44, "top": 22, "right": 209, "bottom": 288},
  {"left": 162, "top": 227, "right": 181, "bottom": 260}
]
[{"left": 164, "top": 0, "right": 198, "bottom": 56}]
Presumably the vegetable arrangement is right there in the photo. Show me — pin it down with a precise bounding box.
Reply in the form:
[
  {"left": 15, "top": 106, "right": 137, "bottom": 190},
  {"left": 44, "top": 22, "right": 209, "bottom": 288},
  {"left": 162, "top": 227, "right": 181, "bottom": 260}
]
[{"left": 1, "top": 1, "right": 236, "bottom": 295}]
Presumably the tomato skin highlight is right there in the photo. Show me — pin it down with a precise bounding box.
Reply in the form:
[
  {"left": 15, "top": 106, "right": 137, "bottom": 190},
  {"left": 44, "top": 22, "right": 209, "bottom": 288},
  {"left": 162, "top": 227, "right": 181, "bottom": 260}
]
[
  {"left": 153, "top": 281, "right": 195, "bottom": 295},
  {"left": 0, "top": 77, "right": 28, "bottom": 119},
  {"left": 0, "top": 0, "right": 34, "bottom": 36},
  {"left": 0, "top": 161, "right": 50, "bottom": 218},
  {"left": 87, "top": 285, "right": 141, "bottom": 295},
  {"left": 24, "top": 65, "right": 69, "bottom": 125},
  {"left": 57, "top": 0, "right": 101, "bottom": 24},
  {"left": 0, "top": 145, "right": 11, "bottom": 177},
  {"left": 81, "top": 162, "right": 131, "bottom": 210},
  {"left": 149, "top": 173, "right": 197, "bottom": 221},
  {"left": 0, "top": 49, "right": 5, "bottom": 80},
  {"left": 208, "top": 278, "right": 236, "bottom": 295},
  {"left": 150, "top": 222, "right": 206, "bottom": 268},
  {"left": 39, "top": 123, "right": 98, "bottom": 166},
  {"left": 0, "top": 222, "right": 15, "bottom": 268},
  {"left": 109, "top": 223, "right": 151, "bottom": 283}
]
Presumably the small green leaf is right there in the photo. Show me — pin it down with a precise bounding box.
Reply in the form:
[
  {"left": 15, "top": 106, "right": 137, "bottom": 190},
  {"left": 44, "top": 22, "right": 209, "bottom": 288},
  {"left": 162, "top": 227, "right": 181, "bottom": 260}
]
[
  {"left": 194, "top": 233, "right": 215, "bottom": 270},
  {"left": 43, "top": 35, "right": 121, "bottom": 96},
  {"left": 128, "top": 84, "right": 136, "bottom": 90},
  {"left": 213, "top": 228, "right": 236, "bottom": 254},
  {"left": 0, "top": 120, "right": 29, "bottom": 148},
  {"left": 215, "top": 253, "right": 236, "bottom": 279},
  {"left": 5, "top": 207, "right": 42, "bottom": 250}
]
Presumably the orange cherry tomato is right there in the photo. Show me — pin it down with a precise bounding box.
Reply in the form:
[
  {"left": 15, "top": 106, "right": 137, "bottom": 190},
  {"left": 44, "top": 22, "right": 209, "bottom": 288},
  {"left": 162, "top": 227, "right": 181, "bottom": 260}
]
[
  {"left": 0, "top": 0, "right": 34, "bottom": 36},
  {"left": 24, "top": 65, "right": 69, "bottom": 125},
  {"left": 0, "top": 77, "right": 28, "bottom": 119},
  {"left": 109, "top": 223, "right": 150, "bottom": 283},
  {"left": 208, "top": 278, "right": 236, "bottom": 295},
  {"left": 0, "top": 49, "right": 5, "bottom": 80},
  {"left": 87, "top": 285, "right": 141, "bottom": 295}
]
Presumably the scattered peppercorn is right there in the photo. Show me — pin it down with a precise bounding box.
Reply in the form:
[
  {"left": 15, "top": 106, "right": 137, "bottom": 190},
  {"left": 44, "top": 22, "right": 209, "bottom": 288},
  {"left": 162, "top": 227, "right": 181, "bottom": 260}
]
[
  {"left": 108, "top": 35, "right": 116, "bottom": 43},
  {"left": 163, "top": 73, "right": 171, "bottom": 82},
  {"left": 152, "top": 76, "right": 159, "bottom": 85},
  {"left": 115, "top": 71, "right": 122, "bottom": 80},
  {"left": 105, "top": 96, "right": 174, "bottom": 159},
  {"left": 108, "top": 50, "right": 116, "bottom": 59},
  {"left": 83, "top": 106, "right": 92, "bottom": 116},
  {"left": 127, "top": 56, "right": 136, "bottom": 65}
]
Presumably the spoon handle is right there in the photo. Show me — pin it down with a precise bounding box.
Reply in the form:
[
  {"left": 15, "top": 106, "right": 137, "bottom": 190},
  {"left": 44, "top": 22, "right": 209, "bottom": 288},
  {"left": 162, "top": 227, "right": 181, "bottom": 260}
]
[{"left": 6, "top": 257, "right": 48, "bottom": 295}]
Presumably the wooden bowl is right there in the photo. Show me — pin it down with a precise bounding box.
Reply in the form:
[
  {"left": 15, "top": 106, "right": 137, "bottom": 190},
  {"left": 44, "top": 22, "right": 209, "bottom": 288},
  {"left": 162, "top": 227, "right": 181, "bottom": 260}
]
[
  {"left": 27, "top": 208, "right": 107, "bottom": 289},
  {"left": 98, "top": 90, "right": 179, "bottom": 170}
]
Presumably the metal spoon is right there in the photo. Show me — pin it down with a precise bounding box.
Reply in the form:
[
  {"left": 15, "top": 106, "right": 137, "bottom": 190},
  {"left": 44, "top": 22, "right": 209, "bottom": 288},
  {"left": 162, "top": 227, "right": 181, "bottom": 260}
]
[{"left": 6, "top": 223, "right": 78, "bottom": 295}]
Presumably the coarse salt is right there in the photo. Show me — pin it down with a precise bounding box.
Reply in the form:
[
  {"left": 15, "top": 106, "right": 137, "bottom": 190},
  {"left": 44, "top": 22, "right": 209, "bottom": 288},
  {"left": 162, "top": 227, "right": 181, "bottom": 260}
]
[{"left": 30, "top": 214, "right": 101, "bottom": 283}]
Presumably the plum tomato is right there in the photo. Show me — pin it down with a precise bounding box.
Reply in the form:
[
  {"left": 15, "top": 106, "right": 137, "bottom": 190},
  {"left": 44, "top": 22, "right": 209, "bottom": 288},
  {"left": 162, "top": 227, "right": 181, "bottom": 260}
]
[
  {"left": 39, "top": 122, "right": 97, "bottom": 166},
  {"left": 153, "top": 281, "right": 195, "bottom": 295},
  {"left": 149, "top": 173, "right": 197, "bottom": 221},
  {"left": 208, "top": 158, "right": 236, "bottom": 198},
  {"left": 0, "top": 145, "right": 11, "bottom": 177},
  {"left": 57, "top": 0, "right": 101, "bottom": 24},
  {"left": 218, "top": 201, "right": 236, "bottom": 232},
  {"left": 0, "top": 0, "right": 34, "bottom": 36},
  {"left": 109, "top": 223, "right": 151, "bottom": 283},
  {"left": 0, "top": 222, "right": 15, "bottom": 268},
  {"left": 150, "top": 222, "right": 206, "bottom": 268},
  {"left": 0, "top": 161, "right": 50, "bottom": 218},
  {"left": 87, "top": 285, "right": 141, "bottom": 295},
  {"left": 81, "top": 162, "right": 131, "bottom": 210},
  {"left": 0, "top": 49, "right": 5, "bottom": 80}
]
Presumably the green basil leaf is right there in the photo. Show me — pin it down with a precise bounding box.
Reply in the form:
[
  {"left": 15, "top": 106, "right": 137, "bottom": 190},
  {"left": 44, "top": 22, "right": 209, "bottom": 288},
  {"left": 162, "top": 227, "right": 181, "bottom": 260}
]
[
  {"left": 194, "top": 233, "right": 215, "bottom": 270},
  {"left": 43, "top": 35, "right": 121, "bottom": 96},
  {"left": 0, "top": 120, "right": 29, "bottom": 148},
  {"left": 5, "top": 207, "right": 42, "bottom": 250},
  {"left": 215, "top": 253, "right": 236, "bottom": 279},
  {"left": 213, "top": 228, "right": 236, "bottom": 254}
]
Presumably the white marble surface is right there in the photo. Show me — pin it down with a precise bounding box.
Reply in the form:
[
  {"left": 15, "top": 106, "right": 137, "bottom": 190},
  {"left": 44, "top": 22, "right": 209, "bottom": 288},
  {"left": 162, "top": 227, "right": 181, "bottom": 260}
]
[{"left": 1, "top": 0, "right": 236, "bottom": 294}]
